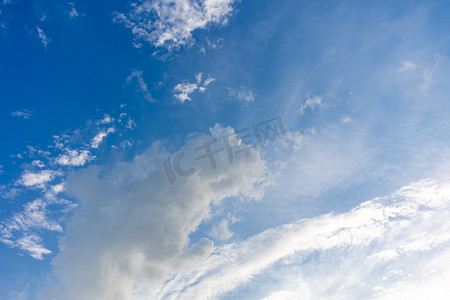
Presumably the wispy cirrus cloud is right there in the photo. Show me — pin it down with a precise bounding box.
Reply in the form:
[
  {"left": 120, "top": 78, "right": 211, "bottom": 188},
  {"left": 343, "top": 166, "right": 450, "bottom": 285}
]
[
  {"left": 156, "top": 178, "right": 450, "bottom": 299},
  {"left": 299, "top": 95, "right": 322, "bottom": 115},
  {"left": 226, "top": 86, "right": 255, "bottom": 102},
  {"left": 36, "top": 26, "right": 50, "bottom": 48},
  {"left": 11, "top": 110, "right": 33, "bottom": 119},
  {"left": 1, "top": 111, "right": 136, "bottom": 261},
  {"left": 126, "top": 70, "right": 155, "bottom": 102},
  {"left": 174, "top": 82, "right": 199, "bottom": 102},
  {"left": 113, "top": 0, "right": 237, "bottom": 50}
]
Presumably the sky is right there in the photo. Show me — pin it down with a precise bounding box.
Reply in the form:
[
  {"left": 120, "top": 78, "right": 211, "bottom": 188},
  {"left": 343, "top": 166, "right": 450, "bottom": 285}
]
[{"left": 1, "top": 0, "right": 450, "bottom": 299}]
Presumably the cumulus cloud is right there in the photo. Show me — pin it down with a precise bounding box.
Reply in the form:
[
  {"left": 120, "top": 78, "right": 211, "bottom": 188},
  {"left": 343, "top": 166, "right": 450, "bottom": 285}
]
[
  {"left": 97, "top": 114, "right": 114, "bottom": 125},
  {"left": 342, "top": 116, "right": 353, "bottom": 123},
  {"left": 36, "top": 26, "right": 50, "bottom": 48},
  {"left": 299, "top": 95, "right": 322, "bottom": 114},
  {"left": 114, "top": 0, "right": 237, "bottom": 50},
  {"left": 55, "top": 149, "right": 94, "bottom": 166},
  {"left": 226, "top": 86, "right": 255, "bottom": 102},
  {"left": 155, "top": 178, "right": 450, "bottom": 299},
  {"left": 42, "top": 126, "right": 268, "bottom": 299},
  {"left": 174, "top": 73, "right": 215, "bottom": 102},
  {"left": 126, "top": 70, "right": 155, "bottom": 102},
  {"left": 18, "top": 170, "right": 58, "bottom": 187}
]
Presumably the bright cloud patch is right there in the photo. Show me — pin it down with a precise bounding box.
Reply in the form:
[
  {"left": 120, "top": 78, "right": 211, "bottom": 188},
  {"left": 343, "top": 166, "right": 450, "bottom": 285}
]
[
  {"left": 91, "top": 127, "right": 115, "bottom": 148},
  {"left": 16, "top": 235, "right": 52, "bottom": 260},
  {"left": 114, "top": 0, "right": 237, "bottom": 50},
  {"left": 174, "top": 73, "right": 215, "bottom": 102},
  {"left": 154, "top": 178, "right": 450, "bottom": 299},
  {"left": 1, "top": 198, "right": 68, "bottom": 260},
  {"left": 55, "top": 149, "right": 94, "bottom": 166},
  {"left": 174, "top": 82, "right": 199, "bottom": 102}
]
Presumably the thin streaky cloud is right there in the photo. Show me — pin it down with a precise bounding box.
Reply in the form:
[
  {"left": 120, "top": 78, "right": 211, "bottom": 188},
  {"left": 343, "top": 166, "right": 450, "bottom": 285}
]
[
  {"left": 11, "top": 110, "right": 33, "bottom": 119},
  {"left": 126, "top": 70, "right": 155, "bottom": 103},
  {"left": 36, "top": 26, "right": 50, "bottom": 48}
]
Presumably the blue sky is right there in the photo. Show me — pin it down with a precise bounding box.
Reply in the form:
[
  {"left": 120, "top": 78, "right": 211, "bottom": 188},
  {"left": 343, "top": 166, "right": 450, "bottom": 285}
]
[{"left": 1, "top": 0, "right": 450, "bottom": 299}]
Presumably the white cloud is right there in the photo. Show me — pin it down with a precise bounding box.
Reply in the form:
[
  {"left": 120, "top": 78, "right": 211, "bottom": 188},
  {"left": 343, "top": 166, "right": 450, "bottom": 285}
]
[
  {"left": 18, "top": 170, "right": 57, "bottom": 187},
  {"left": 208, "top": 219, "right": 233, "bottom": 241},
  {"left": 11, "top": 110, "right": 33, "bottom": 119},
  {"left": 2, "top": 110, "right": 140, "bottom": 263},
  {"left": 16, "top": 235, "right": 52, "bottom": 260},
  {"left": 261, "top": 291, "right": 299, "bottom": 300},
  {"left": 114, "top": 0, "right": 237, "bottom": 50},
  {"left": 203, "top": 77, "right": 215, "bottom": 87},
  {"left": 400, "top": 60, "right": 418, "bottom": 71},
  {"left": 68, "top": 2, "right": 79, "bottom": 18},
  {"left": 31, "top": 160, "right": 45, "bottom": 168},
  {"left": 174, "top": 73, "right": 215, "bottom": 102},
  {"left": 42, "top": 126, "right": 268, "bottom": 299},
  {"left": 195, "top": 72, "right": 203, "bottom": 83},
  {"left": 174, "top": 82, "right": 198, "bottom": 102},
  {"left": 342, "top": 116, "right": 353, "bottom": 123},
  {"left": 91, "top": 127, "right": 115, "bottom": 148},
  {"left": 226, "top": 86, "right": 255, "bottom": 102},
  {"left": 97, "top": 114, "right": 114, "bottom": 125},
  {"left": 8, "top": 199, "right": 63, "bottom": 233},
  {"left": 299, "top": 95, "right": 322, "bottom": 114},
  {"left": 154, "top": 178, "right": 450, "bottom": 299},
  {"left": 126, "top": 70, "right": 155, "bottom": 102},
  {"left": 55, "top": 149, "right": 94, "bottom": 166},
  {"left": 1, "top": 198, "right": 68, "bottom": 259},
  {"left": 0, "top": 187, "right": 21, "bottom": 199},
  {"left": 36, "top": 26, "right": 51, "bottom": 48}
]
